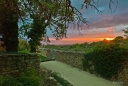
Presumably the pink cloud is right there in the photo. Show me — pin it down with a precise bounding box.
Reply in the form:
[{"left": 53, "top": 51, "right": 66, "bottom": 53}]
[{"left": 90, "top": 12, "right": 128, "bottom": 28}]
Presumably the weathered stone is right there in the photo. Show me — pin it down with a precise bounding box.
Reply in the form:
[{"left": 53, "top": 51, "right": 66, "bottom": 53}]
[
  {"left": 45, "top": 49, "right": 84, "bottom": 70},
  {"left": 0, "top": 53, "right": 40, "bottom": 77}
]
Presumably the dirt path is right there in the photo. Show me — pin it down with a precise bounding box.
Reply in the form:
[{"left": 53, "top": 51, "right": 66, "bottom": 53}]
[{"left": 40, "top": 61, "right": 121, "bottom": 86}]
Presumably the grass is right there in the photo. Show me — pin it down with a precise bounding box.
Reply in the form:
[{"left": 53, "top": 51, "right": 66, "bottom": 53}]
[
  {"left": 18, "top": 50, "right": 49, "bottom": 61},
  {"left": 18, "top": 50, "right": 30, "bottom": 54},
  {"left": 40, "top": 55, "right": 48, "bottom": 61},
  {"left": 18, "top": 49, "right": 49, "bottom": 61},
  {"left": 38, "top": 50, "right": 47, "bottom": 57}
]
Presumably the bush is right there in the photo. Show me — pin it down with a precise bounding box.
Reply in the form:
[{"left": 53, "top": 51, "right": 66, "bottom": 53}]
[
  {"left": 17, "top": 69, "right": 39, "bottom": 86},
  {"left": 83, "top": 44, "right": 128, "bottom": 79},
  {"left": 18, "top": 39, "right": 30, "bottom": 51},
  {"left": 0, "top": 76, "right": 22, "bottom": 86},
  {"left": 0, "top": 69, "right": 39, "bottom": 86}
]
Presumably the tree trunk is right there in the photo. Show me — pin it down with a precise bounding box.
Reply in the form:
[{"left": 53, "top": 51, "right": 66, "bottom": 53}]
[
  {"left": 3, "top": 18, "right": 19, "bottom": 52},
  {"left": 30, "top": 45, "right": 36, "bottom": 52},
  {"left": 0, "top": 1, "right": 19, "bottom": 52}
]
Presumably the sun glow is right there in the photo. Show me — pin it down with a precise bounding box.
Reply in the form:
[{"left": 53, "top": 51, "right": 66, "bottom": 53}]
[{"left": 105, "top": 37, "right": 114, "bottom": 41}]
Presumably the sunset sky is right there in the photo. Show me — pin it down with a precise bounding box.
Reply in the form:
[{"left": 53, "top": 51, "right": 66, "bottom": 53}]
[{"left": 44, "top": 0, "right": 128, "bottom": 45}]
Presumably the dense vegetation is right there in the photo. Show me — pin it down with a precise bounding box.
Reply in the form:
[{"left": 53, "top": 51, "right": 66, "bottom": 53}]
[
  {"left": 83, "top": 43, "right": 128, "bottom": 79},
  {"left": 0, "top": 69, "right": 40, "bottom": 86}
]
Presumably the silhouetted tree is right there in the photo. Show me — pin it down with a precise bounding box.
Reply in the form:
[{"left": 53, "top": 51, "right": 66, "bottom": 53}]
[{"left": 123, "top": 27, "right": 128, "bottom": 39}]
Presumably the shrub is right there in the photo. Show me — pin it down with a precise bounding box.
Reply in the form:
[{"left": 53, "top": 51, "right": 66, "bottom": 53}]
[
  {"left": 18, "top": 39, "right": 30, "bottom": 51},
  {"left": 0, "top": 69, "right": 39, "bottom": 86},
  {"left": 83, "top": 44, "right": 128, "bottom": 80},
  {"left": 17, "top": 69, "right": 40, "bottom": 86},
  {"left": 0, "top": 76, "right": 22, "bottom": 86}
]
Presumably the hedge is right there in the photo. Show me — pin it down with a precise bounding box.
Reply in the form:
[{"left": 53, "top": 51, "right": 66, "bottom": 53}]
[{"left": 83, "top": 44, "right": 128, "bottom": 80}]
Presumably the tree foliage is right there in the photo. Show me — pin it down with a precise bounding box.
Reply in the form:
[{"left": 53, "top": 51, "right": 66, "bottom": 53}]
[
  {"left": 0, "top": 0, "right": 117, "bottom": 52},
  {"left": 18, "top": 39, "right": 30, "bottom": 51},
  {"left": 83, "top": 43, "right": 128, "bottom": 79},
  {"left": 19, "top": 0, "right": 87, "bottom": 52},
  {"left": 123, "top": 27, "right": 128, "bottom": 39}
]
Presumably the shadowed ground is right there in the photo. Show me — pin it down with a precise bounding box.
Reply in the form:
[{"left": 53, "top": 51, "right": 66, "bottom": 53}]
[{"left": 40, "top": 61, "right": 121, "bottom": 86}]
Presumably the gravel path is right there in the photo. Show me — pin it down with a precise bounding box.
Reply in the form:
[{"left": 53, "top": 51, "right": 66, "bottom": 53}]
[{"left": 40, "top": 61, "right": 121, "bottom": 86}]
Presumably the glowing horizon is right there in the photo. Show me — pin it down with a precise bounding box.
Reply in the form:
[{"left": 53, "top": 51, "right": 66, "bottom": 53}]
[{"left": 42, "top": 37, "right": 115, "bottom": 45}]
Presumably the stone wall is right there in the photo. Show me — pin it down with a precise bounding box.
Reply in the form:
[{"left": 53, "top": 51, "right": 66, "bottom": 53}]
[
  {"left": 0, "top": 53, "right": 40, "bottom": 76},
  {"left": 44, "top": 49, "right": 84, "bottom": 70}
]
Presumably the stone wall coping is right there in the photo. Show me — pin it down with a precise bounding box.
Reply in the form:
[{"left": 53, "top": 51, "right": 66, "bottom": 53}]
[{"left": 42, "top": 48, "right": 85, "bottom": 54}]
